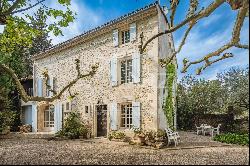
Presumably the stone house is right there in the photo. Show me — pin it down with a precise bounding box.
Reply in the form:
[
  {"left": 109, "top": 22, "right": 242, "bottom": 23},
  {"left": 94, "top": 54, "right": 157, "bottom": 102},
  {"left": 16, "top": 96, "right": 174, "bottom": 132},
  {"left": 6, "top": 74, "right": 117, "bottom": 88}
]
[{"left": 22, "top": 2, "right": 177, "bottom": 137}]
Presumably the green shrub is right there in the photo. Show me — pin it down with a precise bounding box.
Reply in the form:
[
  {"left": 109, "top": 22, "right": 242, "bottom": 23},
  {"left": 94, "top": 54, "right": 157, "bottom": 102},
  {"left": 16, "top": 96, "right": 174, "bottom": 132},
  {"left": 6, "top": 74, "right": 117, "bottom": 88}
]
[
  {"left": 56, "top": 110, "right": 89, "bottom": 139},
  {"left": 108, "top": 131, "right": 126, "bottom": 141},
  {"left": 0, "top": 111, "right": 15, "bottom": 134},
  {"left": 213, "top": 133, "right": 249, "bottom": 146}
]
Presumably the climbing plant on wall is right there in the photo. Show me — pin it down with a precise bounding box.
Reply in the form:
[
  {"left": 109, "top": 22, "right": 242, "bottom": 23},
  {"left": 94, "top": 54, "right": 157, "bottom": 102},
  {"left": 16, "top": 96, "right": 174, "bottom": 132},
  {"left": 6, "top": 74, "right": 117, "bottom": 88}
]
[{"left": 164, "top": 63, "right": 176, "bottom": 130}]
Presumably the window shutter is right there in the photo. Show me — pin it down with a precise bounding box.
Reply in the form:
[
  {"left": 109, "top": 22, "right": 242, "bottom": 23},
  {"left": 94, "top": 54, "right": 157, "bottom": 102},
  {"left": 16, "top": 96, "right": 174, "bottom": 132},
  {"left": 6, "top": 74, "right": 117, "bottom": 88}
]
[
  {"left": 110, "top": 102, "right": 118, "bottom": 130},
  {"left": 31, "top": 104, "right": 38, "bottom": 132},
  {"left": 132, "top": 52, "right": 141, "bottom": 83},
  {"left": 37, "top": 78, "right": 43, "bottom": 97},
  {"left": 54, "top": 102, "right": 62, "bottom": 132},
  {"left": 54, "top": 103, "right": 58, "bottom": 132},
  {"left": 130, "top": 23, "right": 137, "bottom": 41},
  {"left": 49, "top": 77, "right": 54, "bottom": 97},
  {"left": 113, "top": 29, "right": 119, "bottom": 47},
  {"left": 58, "top": 103, "right": 62, "bottom": 131},
  {"left": 132, "top": 102, "right": 141, "bottom": 129},
  {"left": 110, "top": 56, "right": 118, "bottom": 86}
]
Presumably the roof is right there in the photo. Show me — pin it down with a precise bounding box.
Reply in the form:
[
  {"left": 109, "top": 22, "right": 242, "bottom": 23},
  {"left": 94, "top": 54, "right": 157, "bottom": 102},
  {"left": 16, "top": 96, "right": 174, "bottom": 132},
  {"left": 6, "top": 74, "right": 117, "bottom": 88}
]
[{"left": 32, "top": 1, "right": 159, "bottom": 60}]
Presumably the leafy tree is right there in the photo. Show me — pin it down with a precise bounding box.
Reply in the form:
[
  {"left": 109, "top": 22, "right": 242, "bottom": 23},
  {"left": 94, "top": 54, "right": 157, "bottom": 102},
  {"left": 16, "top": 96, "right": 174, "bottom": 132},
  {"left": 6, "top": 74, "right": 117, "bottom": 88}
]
[
  {"left": 0, "top": 0, "right": 98, "bottom": 103},
  {"left": 177, "top": 67, "right": 249, "bottom": 130},
  {"left": 217, "top": 67, "right": 249, "bottom": 112}
]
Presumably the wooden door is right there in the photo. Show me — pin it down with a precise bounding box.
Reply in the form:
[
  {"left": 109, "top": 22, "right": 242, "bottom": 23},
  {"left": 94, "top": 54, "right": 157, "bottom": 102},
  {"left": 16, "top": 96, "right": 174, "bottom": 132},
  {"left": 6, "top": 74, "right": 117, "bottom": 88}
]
[{"left": 97, "top": 105, "right": 107, "bottom": 137}]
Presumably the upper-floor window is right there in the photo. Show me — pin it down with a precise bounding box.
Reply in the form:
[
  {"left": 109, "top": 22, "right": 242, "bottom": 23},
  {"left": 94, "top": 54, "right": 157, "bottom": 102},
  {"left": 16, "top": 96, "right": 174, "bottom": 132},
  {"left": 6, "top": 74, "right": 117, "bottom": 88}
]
[
  {"left": 112, "top": 22, "right": 137, "bottom": 47},
  {"left": 121, "top": 30, "right": 130, "bottom": 44},
  {"left": 121, "top": 59, "right": 132, "bottom": 84}
]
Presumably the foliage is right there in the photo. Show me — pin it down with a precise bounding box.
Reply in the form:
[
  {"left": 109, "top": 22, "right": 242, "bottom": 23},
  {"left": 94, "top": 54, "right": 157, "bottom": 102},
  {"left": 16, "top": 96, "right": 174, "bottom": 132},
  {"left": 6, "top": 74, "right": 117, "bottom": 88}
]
[
  {"left": 177, "top": 67, "right": 249, "bottom": 130},
  {"left": 108, "top": 131, "right": 126, "bottom": 141},
  {"left": 0, "top": 110, "right": 16, "bottom": 134},
  {"left": 0, "top": 0, "right": 75, "bottom": 54},
  {"left": 0, "top": 87, "right": 15, "bottom": 134},
  {"left": 213, "top": 133, "right": 249, "bottom": 146},
  {"left": 164, "top": 63, "right": 176, "bottom": 130},
  {"left": 56, "top": 110, "right": 89, "bottom": 139},
  {"left": 217, "top": 67, "right": 249, "bottom": 111}
]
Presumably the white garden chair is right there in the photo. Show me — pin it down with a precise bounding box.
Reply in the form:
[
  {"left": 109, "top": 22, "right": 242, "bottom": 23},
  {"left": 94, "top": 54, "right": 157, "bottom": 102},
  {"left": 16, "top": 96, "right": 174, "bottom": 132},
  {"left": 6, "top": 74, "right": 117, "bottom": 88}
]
[
  {"left": 165, "top": 128, "right": 180, "bottom": 147},
  {"left": 211, "top": 124, "right": 222, "bottom": 137},
  {"left": 195, "top": 124, "right": 203, "bottom": 135}
]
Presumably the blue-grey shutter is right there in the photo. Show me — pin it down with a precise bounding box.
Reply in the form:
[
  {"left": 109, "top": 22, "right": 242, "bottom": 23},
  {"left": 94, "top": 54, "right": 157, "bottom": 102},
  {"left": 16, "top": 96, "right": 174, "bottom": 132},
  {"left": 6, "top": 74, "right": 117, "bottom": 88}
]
[
  {"left": 130, "top": 23, "right": 137, "bottom": 41},
  {"left": 54, "top": 102, "right": 62, "bottom": 132},
  {"left": 110, "top": 102, "right": 118, "bottom": 130},
  {"left": 54, "top": 103, "right": 58, "bottom": 132},
  {"left": 110, "top": 56, "right": 118, "bottom": 86},
  {"left": 132, "top": 52, "right": 141, "bottom": 83},
  {"left": 113, "top": 29, "right": 119, "bottom": 47},
  {"left": 37, "top": 78, "right": 43, "bottom": 97},
  {"left": 31, "top": 103, "right": 38, "bottom": 132},
  {"left": 58, "top": 103, "right": 62, "bottom": 130},
  {"left": 132, "top": 102, "right": 141, "bottom": 129}
]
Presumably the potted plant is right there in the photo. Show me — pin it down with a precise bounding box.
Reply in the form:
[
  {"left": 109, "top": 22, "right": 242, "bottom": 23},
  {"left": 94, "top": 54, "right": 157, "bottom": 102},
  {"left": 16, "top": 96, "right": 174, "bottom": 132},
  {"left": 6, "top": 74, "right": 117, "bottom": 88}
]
[{"left": 132, "top": 128, "right": 145, "bottom": 145}]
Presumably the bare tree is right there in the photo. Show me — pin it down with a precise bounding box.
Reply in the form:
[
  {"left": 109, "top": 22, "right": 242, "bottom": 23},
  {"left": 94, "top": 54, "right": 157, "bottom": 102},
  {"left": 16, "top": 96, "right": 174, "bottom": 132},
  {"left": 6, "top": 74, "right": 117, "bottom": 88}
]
[{"left": 139, "top": 0, "right": 249, "bottom": 75}]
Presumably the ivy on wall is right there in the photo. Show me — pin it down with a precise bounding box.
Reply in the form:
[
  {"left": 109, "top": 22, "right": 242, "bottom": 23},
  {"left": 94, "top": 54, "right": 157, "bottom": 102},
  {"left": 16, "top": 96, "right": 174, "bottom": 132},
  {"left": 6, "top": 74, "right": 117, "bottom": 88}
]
[{"left": 164, "top": 63, "right": 176, "bottom": 130}]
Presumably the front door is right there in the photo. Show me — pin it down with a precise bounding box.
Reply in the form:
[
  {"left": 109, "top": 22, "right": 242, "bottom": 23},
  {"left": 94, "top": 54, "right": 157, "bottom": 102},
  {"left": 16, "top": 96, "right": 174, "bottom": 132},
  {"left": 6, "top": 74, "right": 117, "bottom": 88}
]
[{"left": 97, "top": 105, "right": 107, "bottom": 137}]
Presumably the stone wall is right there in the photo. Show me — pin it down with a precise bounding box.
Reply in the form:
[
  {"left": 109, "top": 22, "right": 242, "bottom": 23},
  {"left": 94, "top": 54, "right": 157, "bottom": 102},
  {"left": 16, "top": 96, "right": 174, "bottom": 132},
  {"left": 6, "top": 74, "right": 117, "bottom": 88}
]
[{"left": 34, "top": 10, "right": 165, "bottom": 136}]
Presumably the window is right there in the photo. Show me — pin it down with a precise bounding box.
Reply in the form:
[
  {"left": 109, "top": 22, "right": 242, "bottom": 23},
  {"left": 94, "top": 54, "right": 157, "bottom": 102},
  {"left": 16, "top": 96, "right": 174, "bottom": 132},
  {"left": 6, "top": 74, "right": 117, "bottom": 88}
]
[
  {"left": 121, "top": 30, "right": 130, "bottom": 44},
  {"left": 63, "top": 102, "right": 71, "bottom": 120},
  {"left": 44, "top": 106, "right": 54, "bottom": 128},
  {"left": 85, "top": 106, "right": 89, "bottom": 114},
  {"left": 66, "top": 102, "right": 70, "bottom": 111},
  {"left": 121, "top": 103, "right": 133, "bottom": 128},
  {"left": 121, "top": 59, "right": 132, "bottom": 84}
]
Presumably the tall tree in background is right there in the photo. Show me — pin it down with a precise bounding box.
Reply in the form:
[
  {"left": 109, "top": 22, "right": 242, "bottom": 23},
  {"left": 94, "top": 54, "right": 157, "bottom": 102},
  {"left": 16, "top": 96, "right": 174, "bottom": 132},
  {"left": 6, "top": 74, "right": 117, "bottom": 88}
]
[{"left": 29, "top": 7, "right": 52, "bottom": 56}]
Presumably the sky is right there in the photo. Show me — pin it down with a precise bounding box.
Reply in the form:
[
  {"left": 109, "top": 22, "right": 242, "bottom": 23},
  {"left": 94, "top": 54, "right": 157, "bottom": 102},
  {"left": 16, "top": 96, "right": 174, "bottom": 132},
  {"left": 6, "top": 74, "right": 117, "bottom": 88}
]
[{"left": 0, "top": 0, "right": 249, "bottom": 81}]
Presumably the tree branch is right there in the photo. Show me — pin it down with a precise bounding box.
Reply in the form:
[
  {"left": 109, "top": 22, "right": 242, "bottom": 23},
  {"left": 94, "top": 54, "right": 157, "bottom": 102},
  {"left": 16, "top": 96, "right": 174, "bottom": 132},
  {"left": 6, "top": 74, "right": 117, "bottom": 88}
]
[
  {"left": 3, "top": 0, "right": 22, "bottom": 15},
  {"left": 1, "top": 0, "right": 45, "bottom": 16},
  {"left": 0, "top": 60, "right": 98, "bottom": 103},
  {"left": 160, "top": 21, "right": 196, "bottom": 67},
  {"left": 181, "top": 1, "right": 249, "bottom": 74},
  {"left": 140, "top": 0, "right": 226, "bottom": 54}
]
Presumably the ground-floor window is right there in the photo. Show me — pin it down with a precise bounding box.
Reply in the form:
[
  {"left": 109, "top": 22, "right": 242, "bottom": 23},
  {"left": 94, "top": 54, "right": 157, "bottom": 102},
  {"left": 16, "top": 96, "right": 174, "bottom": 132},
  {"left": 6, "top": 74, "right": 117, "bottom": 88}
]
[
  {"left": 121, "top": 103, "right": 133, "bottom": 128},
  {"left": 44, "top": 107, "right": 54, "bottom": 128}
]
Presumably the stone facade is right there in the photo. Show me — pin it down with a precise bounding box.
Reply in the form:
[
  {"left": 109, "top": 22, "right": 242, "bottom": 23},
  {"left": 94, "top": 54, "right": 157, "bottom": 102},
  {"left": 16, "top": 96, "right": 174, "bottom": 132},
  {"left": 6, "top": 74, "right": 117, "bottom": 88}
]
[{"left": 29, "top": 3, "right": 176, "bottom": 137}]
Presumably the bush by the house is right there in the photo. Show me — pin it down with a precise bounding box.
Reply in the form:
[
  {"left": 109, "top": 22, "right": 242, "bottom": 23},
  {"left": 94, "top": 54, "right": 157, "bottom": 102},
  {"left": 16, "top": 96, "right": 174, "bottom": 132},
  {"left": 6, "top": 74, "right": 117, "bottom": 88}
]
[
  {"left": 0, "top": 111, "right": 15, "bottom": 134},
  {"left": 213, "top": 133, "right": 249, "bottom": 146},
  {"left": 108, "top": 131, "right": 126, "bottom": 141},
  {"left": 56, "top": 110, "right": 90, "bottom": 139},
  {"left": 130, "top": 129, "right": 167, "bottom": 148}
]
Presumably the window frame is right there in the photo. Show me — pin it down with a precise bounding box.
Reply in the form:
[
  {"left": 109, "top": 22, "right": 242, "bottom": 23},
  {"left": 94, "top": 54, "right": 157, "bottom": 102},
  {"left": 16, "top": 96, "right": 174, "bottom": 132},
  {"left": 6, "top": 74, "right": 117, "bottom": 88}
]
[
  {"left": 120, "top": 58, "right": 133, "bottom": 85},
  {"left": 44, "top": 105, "right": 55, "bottom": 128},
  {"left": 120, "top": 103, "right": 133, "bottom": 129},
  {"left": 121, "top": 30, "right": 130, "bottom": 44}
]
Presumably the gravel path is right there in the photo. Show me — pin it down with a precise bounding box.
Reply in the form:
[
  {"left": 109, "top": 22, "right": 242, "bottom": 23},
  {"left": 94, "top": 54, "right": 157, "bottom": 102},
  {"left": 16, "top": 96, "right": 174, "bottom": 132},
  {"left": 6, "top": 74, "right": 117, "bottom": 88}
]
[{"left": 0, "top": 137, "right": 248, "bottom": 165}]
